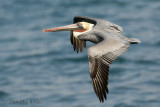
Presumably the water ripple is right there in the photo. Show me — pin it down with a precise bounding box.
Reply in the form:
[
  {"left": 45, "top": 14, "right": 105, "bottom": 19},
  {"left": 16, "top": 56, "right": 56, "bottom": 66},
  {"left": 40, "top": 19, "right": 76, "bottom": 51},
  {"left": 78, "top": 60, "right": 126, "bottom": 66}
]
[
  {"left": 55, "top": 55, "right": 88, "bottom": 63},
  {"left": 0, "top": 91, "right": 8, "bottom": 97}
]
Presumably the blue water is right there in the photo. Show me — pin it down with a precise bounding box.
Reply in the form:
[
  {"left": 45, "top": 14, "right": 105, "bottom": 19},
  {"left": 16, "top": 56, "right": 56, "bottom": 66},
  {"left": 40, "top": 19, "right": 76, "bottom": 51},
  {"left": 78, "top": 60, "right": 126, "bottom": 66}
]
[{"left": 0, "top": 0, "right": 160, "bottom": 107}]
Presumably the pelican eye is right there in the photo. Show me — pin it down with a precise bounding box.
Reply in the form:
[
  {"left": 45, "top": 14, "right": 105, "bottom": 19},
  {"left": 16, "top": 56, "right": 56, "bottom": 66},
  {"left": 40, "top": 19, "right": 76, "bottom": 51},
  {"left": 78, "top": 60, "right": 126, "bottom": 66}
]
[{"left": 77, "top": 22, "right": 84, "bottom": 29}]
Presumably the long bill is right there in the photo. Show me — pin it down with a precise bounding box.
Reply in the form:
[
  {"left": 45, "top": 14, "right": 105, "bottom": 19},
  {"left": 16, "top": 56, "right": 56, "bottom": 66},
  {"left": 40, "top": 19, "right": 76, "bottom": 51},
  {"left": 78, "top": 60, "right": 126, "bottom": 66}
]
[{"left": 43, "top": 23, "right": 84, "bottom": 32}]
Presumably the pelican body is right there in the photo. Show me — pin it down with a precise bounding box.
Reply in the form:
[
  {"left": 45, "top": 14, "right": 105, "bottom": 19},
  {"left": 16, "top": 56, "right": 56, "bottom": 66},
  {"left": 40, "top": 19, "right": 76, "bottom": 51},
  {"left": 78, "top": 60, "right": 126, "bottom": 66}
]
[{"left": 43, "top": 16, "right": 140, "bottom": 102}]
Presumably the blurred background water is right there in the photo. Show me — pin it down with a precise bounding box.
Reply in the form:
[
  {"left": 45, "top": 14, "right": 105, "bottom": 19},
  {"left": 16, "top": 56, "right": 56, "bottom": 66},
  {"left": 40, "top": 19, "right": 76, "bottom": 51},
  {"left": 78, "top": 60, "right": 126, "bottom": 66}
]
[{"left": 0, "top": 0, "right": 160, "bottom": 107}]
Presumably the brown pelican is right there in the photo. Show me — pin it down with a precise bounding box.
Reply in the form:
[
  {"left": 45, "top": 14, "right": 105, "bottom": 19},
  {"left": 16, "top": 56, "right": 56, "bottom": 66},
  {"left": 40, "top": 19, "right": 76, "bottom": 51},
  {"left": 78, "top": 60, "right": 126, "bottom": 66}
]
[{"left": 43, "top": 16, "right": 140, "bottom": 102}]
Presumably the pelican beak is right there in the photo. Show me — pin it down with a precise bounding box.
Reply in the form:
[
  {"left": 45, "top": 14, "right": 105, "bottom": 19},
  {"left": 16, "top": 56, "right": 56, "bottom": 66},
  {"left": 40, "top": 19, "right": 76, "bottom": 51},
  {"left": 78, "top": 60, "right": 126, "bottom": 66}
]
[{"left": 43, "top": 23, "right": 84, "bottom": 32}]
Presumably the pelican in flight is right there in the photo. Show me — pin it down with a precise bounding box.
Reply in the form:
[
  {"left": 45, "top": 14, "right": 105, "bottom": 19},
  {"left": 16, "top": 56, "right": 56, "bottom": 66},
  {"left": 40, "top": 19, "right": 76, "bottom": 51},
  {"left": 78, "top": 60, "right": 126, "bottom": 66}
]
[{"left": 43, "top": 16, "right": 140, "bottom": 102}]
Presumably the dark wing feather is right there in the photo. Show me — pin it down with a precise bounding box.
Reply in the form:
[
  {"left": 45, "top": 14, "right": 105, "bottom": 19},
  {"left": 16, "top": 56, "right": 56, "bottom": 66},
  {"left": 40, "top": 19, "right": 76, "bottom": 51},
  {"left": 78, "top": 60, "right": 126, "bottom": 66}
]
[
  {"left": 79, "top": 40, "right": 83, "bottom": 52},
  {"left": 70, "top": 31, "right": 86, "bottom": 53},
  {"left": 88, "top": 38, "right": 130, "bottom": 102},
  {"left": 70, "top": 31, "right": 73, "bottom": 45}
]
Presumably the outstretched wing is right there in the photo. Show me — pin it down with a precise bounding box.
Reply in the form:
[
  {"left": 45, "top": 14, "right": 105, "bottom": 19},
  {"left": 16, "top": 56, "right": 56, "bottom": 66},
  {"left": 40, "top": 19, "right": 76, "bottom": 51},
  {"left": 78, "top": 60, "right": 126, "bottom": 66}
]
[{"left": 87, "top": 38, "right": 130, "bottom": 102}]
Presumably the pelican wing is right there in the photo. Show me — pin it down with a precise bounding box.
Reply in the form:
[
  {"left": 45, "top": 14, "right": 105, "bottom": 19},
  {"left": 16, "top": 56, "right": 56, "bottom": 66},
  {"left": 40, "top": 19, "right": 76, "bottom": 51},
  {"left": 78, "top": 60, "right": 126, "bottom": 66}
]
[
  {"left": 87, "top": 38, "right": 130, "bottom": 102},
  {"left": 70, "top": 31, "right": 86, "bottom": 53}
]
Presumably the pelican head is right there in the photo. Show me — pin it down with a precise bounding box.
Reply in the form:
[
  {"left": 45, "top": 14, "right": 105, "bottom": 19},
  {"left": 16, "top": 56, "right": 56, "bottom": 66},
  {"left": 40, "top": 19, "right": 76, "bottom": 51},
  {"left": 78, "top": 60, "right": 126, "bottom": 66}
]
[{"left": 46, "top": 17, "right": 113, "bottom": 45}]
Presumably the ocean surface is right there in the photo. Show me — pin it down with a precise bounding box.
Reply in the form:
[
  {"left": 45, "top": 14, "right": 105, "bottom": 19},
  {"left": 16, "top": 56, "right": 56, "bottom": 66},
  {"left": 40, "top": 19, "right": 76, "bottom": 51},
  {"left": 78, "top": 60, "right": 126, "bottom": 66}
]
[{"left": 0, "top": 0, "right": 160, "bottom": 107}]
